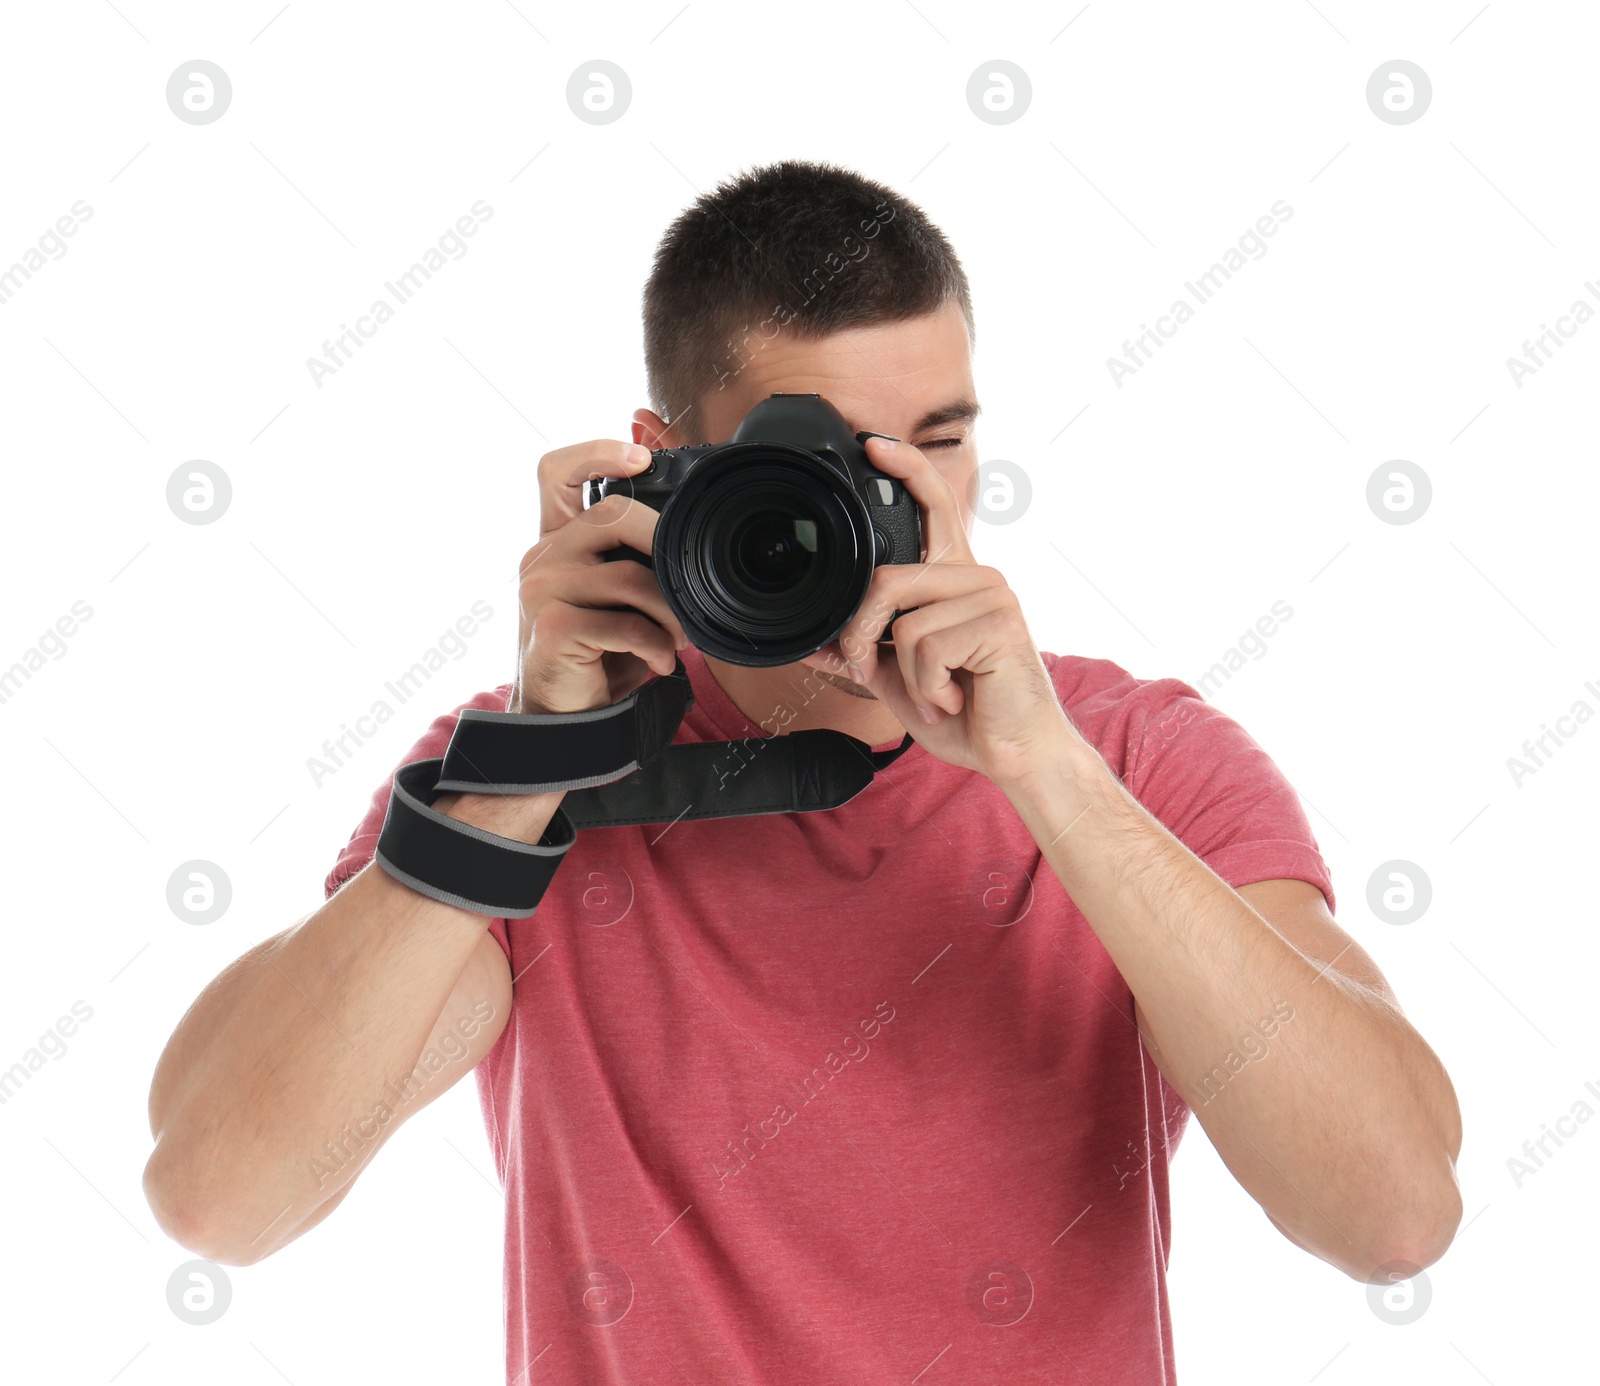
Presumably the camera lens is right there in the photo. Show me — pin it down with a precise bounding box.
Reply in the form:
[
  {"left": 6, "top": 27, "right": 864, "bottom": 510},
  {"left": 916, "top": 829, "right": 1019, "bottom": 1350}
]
[
  {"left": 728, "top": 512, "right": 817, "bottom": 593},
  {"left": 653, "top": 445, "right": 875, "bottom": 666}
]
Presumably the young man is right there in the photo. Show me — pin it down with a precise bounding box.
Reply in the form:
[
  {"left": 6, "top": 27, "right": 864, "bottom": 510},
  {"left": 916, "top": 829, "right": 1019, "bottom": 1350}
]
[{"left": 145, "top": 161, "right": 1462, "bottom": 1384}]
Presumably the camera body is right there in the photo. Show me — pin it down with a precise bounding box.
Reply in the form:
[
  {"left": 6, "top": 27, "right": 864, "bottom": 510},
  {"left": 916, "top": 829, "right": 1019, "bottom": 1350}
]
[{"left": 586, "top": 393, "right": 922, "bottom": 667}]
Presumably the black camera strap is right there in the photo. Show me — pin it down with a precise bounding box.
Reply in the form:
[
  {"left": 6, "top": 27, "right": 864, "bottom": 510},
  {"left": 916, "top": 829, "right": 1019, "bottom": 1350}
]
[
  {"left": 434, "top": 658, "right": 697, "bottom": 796},
  {"left": 562, "top": 723, "right": 915, "bottom": 828},
  {"left": 373, "top": 657, "right": 916, "bottom": 918}
]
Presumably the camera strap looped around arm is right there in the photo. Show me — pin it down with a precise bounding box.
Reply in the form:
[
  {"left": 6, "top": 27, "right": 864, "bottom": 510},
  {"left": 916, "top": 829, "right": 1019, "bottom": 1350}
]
[
  {"left": 372, "top": 656, "right": 916, "bottom": 919},
  {"left": 375, "top": 759, "right": 577, "bottom": 919},
  {"left": 434, "top": 658, "right": 693, "bottom": 794}
]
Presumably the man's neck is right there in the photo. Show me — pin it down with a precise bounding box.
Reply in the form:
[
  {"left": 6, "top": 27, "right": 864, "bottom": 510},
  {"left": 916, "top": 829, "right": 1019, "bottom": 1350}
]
[{"left": 701, "top": 653, "right": 909, "bottom": 748}]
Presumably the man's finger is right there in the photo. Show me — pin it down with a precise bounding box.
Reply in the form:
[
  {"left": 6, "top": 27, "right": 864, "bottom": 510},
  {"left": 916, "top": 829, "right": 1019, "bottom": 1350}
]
[
  {"left": 833, "top": 562, "right": 1005, "bottom": 674},
  {"left": 536, "top": 439, "right": 652, "bottom": 537},
  {"left": 530, "top": 560, "right": 690, "bottom": 652},
  {"left": 862, "top": 435, "right": 974, "bottom": 566},
  {"left": 891, "top": 588, "right": 1014, "bottom": 717},
  {"left": 547, "top": 492, "right": 663, "bottom": 559}
]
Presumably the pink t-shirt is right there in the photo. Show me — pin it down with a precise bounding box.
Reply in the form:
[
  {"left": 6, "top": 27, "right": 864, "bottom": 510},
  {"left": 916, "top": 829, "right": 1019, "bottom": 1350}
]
[{"left": 326, "top": 646, "right": 1334, "bottom": 1385}]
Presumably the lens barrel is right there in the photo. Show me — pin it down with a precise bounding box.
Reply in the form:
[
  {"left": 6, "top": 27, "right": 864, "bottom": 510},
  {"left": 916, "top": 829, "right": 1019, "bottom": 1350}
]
[{"left": 653, "top": 444, "right": 875, "bottom": 667}]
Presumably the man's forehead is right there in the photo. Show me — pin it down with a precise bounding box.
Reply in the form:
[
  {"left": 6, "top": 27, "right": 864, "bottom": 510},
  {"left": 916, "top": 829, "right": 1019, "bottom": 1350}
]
[
  {"left": 706, "top": 386, "right": 977, "bottom": 445},
  {"left": 822, "top": 396, "right": 982, "bottom": 444},
  {"left": 701, "top": 306, "right": 975, "bottom": 439}
]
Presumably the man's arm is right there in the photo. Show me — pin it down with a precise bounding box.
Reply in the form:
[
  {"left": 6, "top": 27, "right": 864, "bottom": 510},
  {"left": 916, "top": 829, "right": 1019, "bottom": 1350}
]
[
  {"left": 785, "top": 434, "right": 1461, "bottom": 1279},
  {"left": 1002, "top": 751, "right": 1463, "bottom": 1283},
  {"left": 142, "top": 790, "right": 556, "bottom": 1266},
  {"left": 142, "top": 437, "right": 691, "bottom": 1264}
]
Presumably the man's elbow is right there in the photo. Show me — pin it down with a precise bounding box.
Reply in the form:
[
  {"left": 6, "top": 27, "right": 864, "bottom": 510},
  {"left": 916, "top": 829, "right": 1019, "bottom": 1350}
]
[
  {"left": 143, "top": 1146, "right": 272, "bottom": 1268},
  {"left": 1355, "top": 1165, "right": 1464, "bottom": 1282}
]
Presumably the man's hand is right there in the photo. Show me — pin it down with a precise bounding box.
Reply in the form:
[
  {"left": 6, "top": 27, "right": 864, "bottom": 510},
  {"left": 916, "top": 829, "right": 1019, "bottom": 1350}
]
[
  {"left": 800, "top": 435, "right": 1075, "bottom": 788},
  {"left": 514, "top": 439, "right": 691, "bottom": 715}
]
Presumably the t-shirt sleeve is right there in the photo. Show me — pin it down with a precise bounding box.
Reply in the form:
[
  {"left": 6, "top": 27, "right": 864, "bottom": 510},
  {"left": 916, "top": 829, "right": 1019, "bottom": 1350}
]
[
  {"left": 322, "top": 683, "right": 518, "bottom": 961},
  {"left": 1119, "top": 677, "right": 1337, "bottom": 915}
]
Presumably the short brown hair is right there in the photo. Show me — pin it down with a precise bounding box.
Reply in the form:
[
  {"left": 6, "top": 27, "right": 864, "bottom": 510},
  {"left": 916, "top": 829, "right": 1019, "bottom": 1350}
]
[{"left": 642, "top": 160, "right": 974, "bottom": 442}]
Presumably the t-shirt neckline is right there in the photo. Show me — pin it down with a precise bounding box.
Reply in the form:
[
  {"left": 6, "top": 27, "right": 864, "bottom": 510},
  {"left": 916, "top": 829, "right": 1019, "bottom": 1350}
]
[{"left": 679, "top": 646, "right": 919, "bottom": 757}]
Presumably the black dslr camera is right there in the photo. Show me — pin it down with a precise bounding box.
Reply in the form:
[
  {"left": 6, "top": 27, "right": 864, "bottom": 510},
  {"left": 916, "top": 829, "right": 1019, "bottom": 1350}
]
[{"left": 585, "top": 393, "right": 923, "bottom": 667}]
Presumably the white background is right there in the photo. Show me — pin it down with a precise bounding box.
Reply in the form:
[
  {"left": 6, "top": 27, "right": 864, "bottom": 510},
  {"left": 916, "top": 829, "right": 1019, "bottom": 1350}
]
[{"left": 1, "top": 1, "right": 1594, "bottom": 1382}]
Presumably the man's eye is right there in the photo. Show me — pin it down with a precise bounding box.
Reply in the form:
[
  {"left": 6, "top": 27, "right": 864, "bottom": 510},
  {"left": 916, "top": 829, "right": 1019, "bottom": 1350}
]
[{"left": 918, "top": 437, "right": 965, "bottom": 451}]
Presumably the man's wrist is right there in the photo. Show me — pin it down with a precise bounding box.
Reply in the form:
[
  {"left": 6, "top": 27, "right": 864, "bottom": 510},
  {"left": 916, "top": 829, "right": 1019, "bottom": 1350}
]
[
  {"left": 994, "top": 726, "right": 1114, "bottom": 804},
  {"left": 996, "top": 733, "right": 1138, "bottom": 864},
  {"left": 433, "top": 788, "right": 567, "bottom": 845}
]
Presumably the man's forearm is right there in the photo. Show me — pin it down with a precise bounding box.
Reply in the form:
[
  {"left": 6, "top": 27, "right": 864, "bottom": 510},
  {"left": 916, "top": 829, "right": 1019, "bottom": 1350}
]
[
  {"left": 143, "top": 788, "right": 561, "bottom": 1262},
  {"left": 999, "top": 736, "right": 1461, "bottom": 1280}
]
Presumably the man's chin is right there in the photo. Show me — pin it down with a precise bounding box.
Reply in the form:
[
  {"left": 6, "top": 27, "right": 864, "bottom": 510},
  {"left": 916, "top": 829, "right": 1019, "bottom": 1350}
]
[{"left": 812, "top": 667, "right": 877, "bottom": 700}]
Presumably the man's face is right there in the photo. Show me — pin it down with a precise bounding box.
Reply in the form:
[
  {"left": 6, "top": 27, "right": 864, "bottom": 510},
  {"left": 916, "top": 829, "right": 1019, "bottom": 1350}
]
[
  {"left": 635, "top": 299, "right": 980, "bottom": 698},
  {"left": 646, "top": 299, "right": 981, "bottom": 531}
]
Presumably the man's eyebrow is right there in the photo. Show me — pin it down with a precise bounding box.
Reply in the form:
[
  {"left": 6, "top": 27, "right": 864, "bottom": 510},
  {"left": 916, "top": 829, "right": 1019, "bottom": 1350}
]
[{"left": 910, "top": 399, "right": 982, "bottom": 434}]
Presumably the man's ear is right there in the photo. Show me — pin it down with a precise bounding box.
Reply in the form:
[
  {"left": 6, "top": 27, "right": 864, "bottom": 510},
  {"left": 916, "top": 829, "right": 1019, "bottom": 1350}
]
[{"left": 632, "top": 408, "right": 683, "bottom": 450}]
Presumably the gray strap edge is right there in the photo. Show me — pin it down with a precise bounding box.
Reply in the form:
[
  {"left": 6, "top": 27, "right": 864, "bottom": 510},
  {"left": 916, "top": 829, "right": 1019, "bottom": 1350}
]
[
  {"left": 374, "top": 851, "right": 537, "bottom": 918},
  {"left": 393, "top": 762, "right": 573, "bottom": 857},
  {"left": 456, "top": 699, "right": 637, "bottom": 728},
  {"left": 432, "top": 760, "right": 644, "bottom": 798}
]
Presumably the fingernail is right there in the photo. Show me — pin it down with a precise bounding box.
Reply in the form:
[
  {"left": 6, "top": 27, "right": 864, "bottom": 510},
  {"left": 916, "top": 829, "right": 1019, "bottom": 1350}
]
[
  {"left": 845, "top": 662, "right": 865, "bottom": 682},
  {"left": 917, "top": 705, "right": 938, "bottom": 724},
  {"left": 628, "top": 443, "right": 651, "bottom": 464}
]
